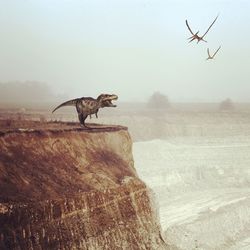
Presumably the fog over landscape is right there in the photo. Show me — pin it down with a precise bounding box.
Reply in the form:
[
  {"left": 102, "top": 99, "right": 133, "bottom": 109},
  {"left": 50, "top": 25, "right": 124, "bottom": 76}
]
[
  {"left": 1, "top": 0, "right": 250, "bottom": 249},
  {"left": 0, "top": 0, "right": 250, "bottom": 103}
]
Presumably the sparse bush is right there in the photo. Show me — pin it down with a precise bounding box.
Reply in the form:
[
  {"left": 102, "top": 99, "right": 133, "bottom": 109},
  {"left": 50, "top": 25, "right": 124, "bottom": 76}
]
[
  {"left": 147, "top": 92, "right": 170, "bottom": 109},
  {"left": 219, "top": 98, "right": 234, "bottom": 111}
]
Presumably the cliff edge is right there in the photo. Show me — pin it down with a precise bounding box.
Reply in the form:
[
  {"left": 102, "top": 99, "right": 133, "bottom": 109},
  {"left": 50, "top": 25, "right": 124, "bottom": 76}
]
[{"left": 0, "top": 121, "right": 168, "bottom": 249}]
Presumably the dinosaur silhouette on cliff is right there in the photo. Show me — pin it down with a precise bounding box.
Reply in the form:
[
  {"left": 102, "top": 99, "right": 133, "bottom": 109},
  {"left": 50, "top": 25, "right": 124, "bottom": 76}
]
[{"left": 52, "top": 94, "right": 118, "bottom": 128}]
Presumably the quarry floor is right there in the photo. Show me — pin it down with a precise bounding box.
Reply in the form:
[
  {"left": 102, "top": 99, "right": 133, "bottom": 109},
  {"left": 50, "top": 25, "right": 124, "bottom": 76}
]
[{"left": 133, "top": 136, "right": 250, "bottom": 250}]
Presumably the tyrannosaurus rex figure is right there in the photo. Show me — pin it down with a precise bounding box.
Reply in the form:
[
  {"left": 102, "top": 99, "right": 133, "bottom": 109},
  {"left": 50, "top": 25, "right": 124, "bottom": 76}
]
[{"left": 52, "top": 94, "right": 118, "bottom": 128}]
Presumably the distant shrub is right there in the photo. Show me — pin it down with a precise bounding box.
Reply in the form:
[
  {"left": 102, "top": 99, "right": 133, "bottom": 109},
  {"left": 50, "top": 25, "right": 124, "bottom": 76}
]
[
  {"left": 147, "top": 92, "right": 170, "bottom": 109},
  {"left": 219, "top": 98, "right": 234, "bottom": 111}
]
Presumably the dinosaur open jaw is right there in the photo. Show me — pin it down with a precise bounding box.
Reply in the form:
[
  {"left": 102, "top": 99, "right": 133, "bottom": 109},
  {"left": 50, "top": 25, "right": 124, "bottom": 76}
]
[
  {"left": 103, "top": 95, "right": 118, "bottom": 107},
  {"left": 107, "top": 100, "right": 117, "bottom": 107}
]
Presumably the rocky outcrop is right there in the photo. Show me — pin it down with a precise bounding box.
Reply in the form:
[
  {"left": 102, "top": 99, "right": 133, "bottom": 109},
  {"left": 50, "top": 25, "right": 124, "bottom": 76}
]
[{"left": 0, "top": 121, "right": 168, "bottom": 249}]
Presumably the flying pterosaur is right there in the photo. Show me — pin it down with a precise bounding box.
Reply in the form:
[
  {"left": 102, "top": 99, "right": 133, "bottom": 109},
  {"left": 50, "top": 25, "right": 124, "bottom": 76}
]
[
  {"left": 185, "top": 15, "right": 219, "bottom": 43},
  {"left": 206, "top": 46, "right": 221, "bottom": 60}
]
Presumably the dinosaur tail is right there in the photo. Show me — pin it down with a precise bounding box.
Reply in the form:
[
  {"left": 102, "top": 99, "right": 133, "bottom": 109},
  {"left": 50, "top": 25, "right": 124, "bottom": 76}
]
[{"left": 52, "top": 98, "right": 79, "bottom": 113}]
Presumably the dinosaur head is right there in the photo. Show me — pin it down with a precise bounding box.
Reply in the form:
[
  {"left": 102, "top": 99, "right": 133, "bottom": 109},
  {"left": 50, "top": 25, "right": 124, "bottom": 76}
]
[{"left": 97, "top": 94, "right": 118, "bottom": 107}]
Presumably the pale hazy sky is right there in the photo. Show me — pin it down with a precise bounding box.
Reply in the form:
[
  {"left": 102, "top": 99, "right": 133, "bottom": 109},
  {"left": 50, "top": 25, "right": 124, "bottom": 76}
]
[{"left": 0, "top": 0, "right": 250, "bottom": 102}]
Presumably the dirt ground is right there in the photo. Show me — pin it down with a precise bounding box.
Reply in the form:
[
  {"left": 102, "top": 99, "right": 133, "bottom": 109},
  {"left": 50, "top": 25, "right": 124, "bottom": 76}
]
[{"left": 0, "top": 119, "right": 127, "bottom": 134}]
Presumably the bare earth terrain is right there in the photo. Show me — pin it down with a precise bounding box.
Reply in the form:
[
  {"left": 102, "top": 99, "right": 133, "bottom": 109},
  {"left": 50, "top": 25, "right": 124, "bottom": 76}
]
[
  {"left": 1, "top": 103, "right": 250, "bottom": 249},
  {"left": 134, "top": 137, "right": 250, "bottom": 250},
  {"left": 0, "top": 119, "right": 126, "bottom": 134}
]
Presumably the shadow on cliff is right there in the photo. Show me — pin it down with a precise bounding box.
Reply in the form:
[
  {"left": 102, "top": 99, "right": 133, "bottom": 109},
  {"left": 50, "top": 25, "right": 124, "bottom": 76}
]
[
  {"left": 0, "top": 121, "right": 135, "bottom": 203},
  {"left": 86, "top": 149, "right": 136, "bottom": 182}
]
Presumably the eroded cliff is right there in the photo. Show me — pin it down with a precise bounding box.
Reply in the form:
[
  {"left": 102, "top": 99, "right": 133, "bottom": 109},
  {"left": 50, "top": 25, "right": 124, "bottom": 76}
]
[{"left": 0, "top": 121, "right": 168, "bottom": 250}]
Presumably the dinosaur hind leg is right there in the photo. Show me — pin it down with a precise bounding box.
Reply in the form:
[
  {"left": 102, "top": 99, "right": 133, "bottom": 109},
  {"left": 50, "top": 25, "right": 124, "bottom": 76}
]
[{"left": 78, "top": 113, "right": 89, "bottom": 128}]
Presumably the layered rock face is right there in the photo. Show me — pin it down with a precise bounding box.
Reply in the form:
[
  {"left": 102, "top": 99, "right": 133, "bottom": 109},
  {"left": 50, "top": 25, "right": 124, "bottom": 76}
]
[{"left": 0, "top": 122, "right": 168, "bottom": 249}]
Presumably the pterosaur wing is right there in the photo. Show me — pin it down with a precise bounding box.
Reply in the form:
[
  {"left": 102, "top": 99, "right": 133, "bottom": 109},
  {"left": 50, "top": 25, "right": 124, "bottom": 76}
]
[
  {"left": 213, "top": 46, "right": 221, "bottom": 57},
  {"left": 207, "top": 48, "right": 211, "bottom": 57},
  {"left": 185, "top": 20, "right": 195, "bottom": 35},
  {"left": 201, "top": 15, "right": 219, "bottom": 38}
]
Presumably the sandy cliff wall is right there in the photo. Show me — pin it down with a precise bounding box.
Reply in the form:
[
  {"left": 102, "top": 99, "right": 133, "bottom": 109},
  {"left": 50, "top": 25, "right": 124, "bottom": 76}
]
[{"left": 0, "top": 122, "right": 168, "bottom": 250}]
